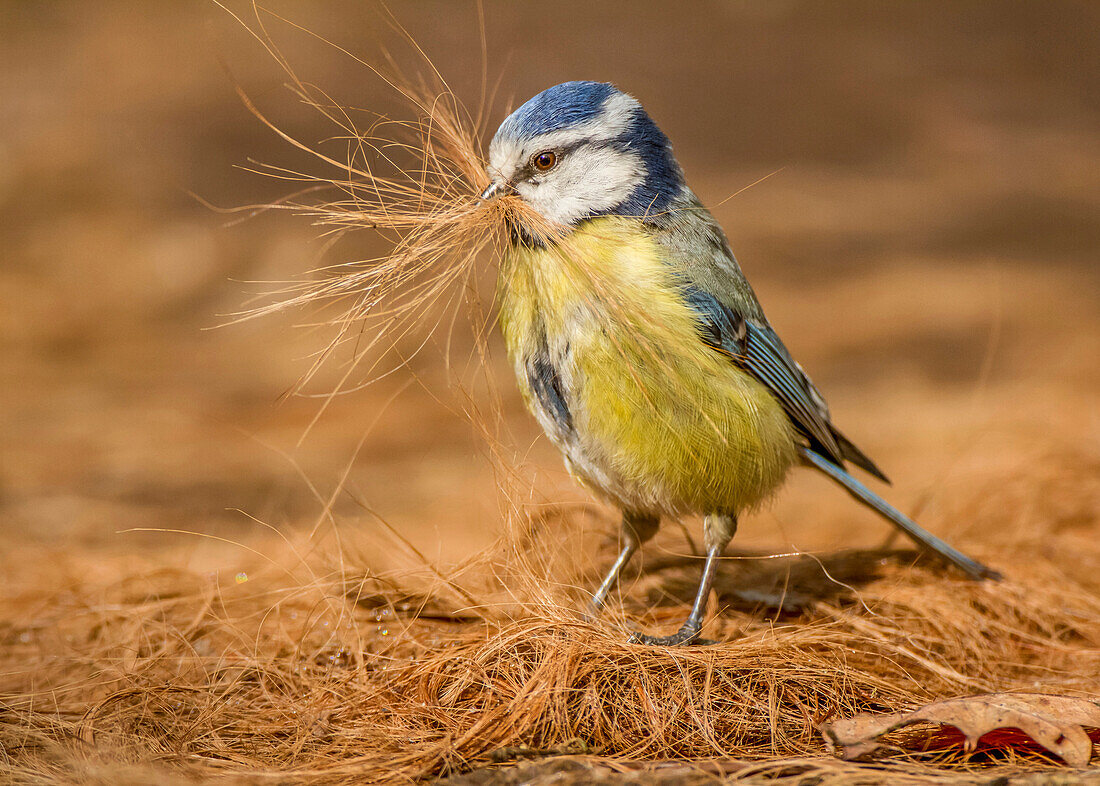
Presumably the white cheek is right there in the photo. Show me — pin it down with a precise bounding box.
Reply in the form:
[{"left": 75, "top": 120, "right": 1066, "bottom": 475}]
[{"left": 521, "top": 150, "right": 643, "bottom": 225}]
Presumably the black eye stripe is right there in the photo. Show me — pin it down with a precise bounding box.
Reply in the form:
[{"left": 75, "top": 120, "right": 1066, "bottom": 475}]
[{"left": 521, "top": 139, "right": 623, "bottom": 178}]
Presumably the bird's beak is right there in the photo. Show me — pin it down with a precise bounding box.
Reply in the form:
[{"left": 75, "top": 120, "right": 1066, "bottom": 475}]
[{"left": 479, "top": 180, "right": 514, "bottom": 201}]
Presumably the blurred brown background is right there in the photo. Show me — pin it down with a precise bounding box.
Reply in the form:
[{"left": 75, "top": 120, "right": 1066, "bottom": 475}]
[{"left": 2, "top": 2, "right": 1098, "bottom": 581}]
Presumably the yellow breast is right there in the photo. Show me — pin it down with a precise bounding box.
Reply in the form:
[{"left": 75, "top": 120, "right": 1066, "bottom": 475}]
[{"left": 498, "top": 217, "right": 797, "bottom": 515}]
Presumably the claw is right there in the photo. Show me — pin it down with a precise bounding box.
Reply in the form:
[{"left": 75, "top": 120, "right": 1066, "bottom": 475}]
[
  {"left": 628, "top": 625, "right": 715, "bottom": 647},
  {"left": 625, "top": 524, "right": 733, "bottom": 647}
]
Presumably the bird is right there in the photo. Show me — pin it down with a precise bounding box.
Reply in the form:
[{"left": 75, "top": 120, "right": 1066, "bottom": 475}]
[{"left": 479, "top": 81, "right": 999, "bottom": 646}]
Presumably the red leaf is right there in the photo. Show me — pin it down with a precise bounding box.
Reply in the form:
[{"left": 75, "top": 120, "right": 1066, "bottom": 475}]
[{"left": 821, "top": 693, "right": 1100, "bottom": 766}]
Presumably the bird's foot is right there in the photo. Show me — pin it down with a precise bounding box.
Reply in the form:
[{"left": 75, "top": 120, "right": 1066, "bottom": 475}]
[{"left": 628, "top": 624, "right": 714, "bottom": 647}]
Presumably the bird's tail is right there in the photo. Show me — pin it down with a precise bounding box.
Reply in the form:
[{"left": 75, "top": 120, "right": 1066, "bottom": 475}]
[{"left": 799, "top": 446, "right": 1001, "bottom": 580}]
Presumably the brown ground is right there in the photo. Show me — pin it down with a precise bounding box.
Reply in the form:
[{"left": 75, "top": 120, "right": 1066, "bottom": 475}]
[{"left": 2, "top": 2, "right": 1099, "bottom": 784}]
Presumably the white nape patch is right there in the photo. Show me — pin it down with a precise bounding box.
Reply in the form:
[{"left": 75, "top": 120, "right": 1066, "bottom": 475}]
[{"left": 487, "top": 92, "right": 645, "bottom": 226}]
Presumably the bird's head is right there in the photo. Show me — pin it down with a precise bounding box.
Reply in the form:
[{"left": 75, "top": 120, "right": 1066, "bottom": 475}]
[{"left": 482, "top": 81, "right": 685, "bottom": 230}]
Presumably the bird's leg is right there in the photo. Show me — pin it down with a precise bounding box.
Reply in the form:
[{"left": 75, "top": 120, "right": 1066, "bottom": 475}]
[
  {"left": 589, "top": 511, "right": 659, "bottom": 615},
  {"left": 630, "top": 513, "right": 737, "bottom": 646}
]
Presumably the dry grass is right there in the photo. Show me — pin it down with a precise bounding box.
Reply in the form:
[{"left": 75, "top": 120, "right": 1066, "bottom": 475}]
[
  {"left": 3, "top": 456, "right": 1100, "bottom": 784},
  {"left": 3, "top": 4, "right": 1100, "bottom": 785}
]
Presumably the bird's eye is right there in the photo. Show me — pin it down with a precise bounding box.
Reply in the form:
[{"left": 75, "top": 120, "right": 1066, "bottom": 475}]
[{"left": 532, "top": 150, "right": 557, "bottom": 171}]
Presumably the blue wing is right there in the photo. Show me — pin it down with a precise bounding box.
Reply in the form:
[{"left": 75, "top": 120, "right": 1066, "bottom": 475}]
[{"left": 683, "top": 286, "right": 888, "bottom": 483}]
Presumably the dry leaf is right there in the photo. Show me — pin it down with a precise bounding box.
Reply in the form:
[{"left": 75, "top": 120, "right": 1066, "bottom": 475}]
[{"left": 821, "top": 693, "right": 1100, "bottom": 766}]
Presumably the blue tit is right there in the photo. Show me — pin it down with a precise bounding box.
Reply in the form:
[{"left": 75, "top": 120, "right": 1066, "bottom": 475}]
[{"left": 480, "top": 81, "right": 998, "bottom": 646}]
